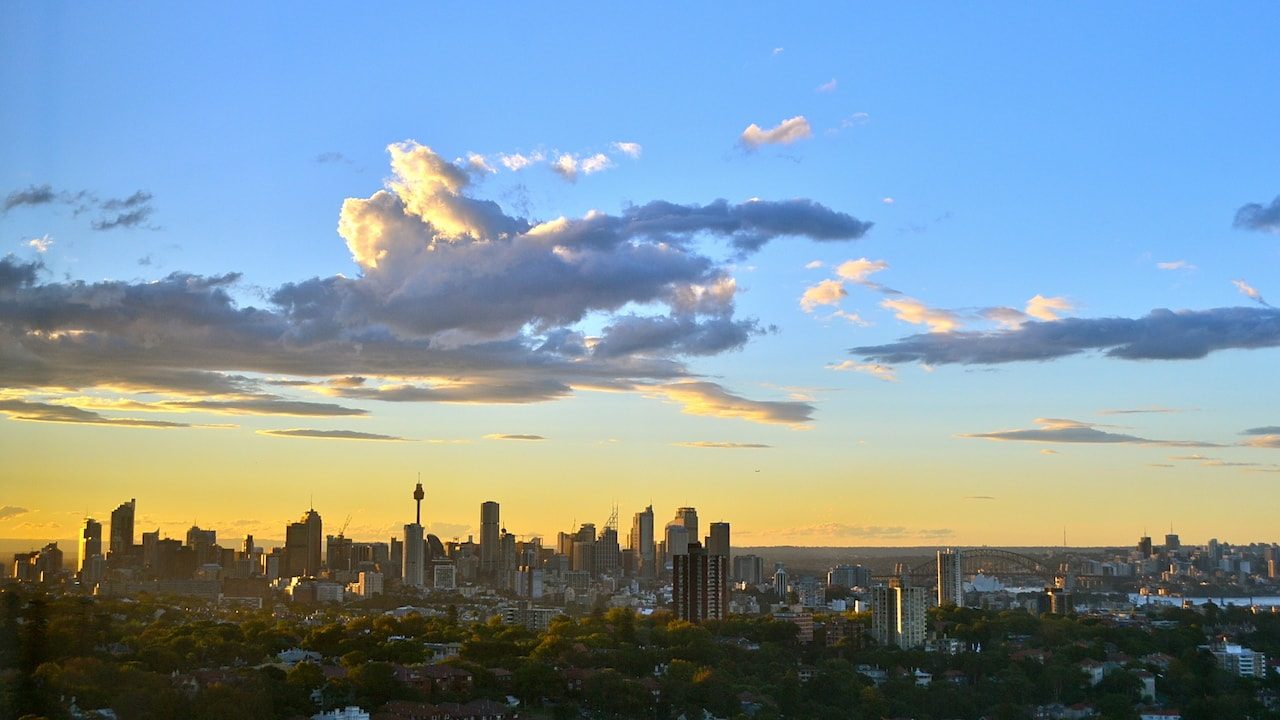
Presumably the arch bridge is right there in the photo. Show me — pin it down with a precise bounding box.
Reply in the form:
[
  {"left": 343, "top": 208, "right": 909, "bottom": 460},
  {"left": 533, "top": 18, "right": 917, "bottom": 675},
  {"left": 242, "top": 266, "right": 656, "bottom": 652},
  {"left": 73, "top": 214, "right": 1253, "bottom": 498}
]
[{"left": 907, "top": 548, "right": 1057, "bottom": 585}]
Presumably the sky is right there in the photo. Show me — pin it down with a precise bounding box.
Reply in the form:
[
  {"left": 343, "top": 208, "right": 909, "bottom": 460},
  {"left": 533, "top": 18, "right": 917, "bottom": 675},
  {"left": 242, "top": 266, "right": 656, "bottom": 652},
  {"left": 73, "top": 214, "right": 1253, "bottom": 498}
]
[{"left": 2, "top": 4, "right": 1279, "bottom": 550}]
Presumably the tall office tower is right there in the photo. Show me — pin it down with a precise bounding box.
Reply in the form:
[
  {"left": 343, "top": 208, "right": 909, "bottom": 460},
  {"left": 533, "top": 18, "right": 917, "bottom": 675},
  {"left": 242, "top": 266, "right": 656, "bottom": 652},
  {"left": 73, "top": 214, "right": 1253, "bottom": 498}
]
[
  {"left": 595, "top": 526, "right": 621, "bottom": 576},
  {"left": 706, "top": 522, "right": 730, "bottom": 561},
  {"left": 326, "top": 534, "right": 354, "bottom": 573},
  {"left": 404, "top": 482, "right": 426, "bottom": 587},
  {"left": 1137, "top": 535, "right": 1153, "bottom": 558},
  {"left": 109, "top": 499, "right": 136, "bottom": 557},
  {"left": 734, "top": 554, "right": 765, "bottom": 585},
  {"left": 827, "top": 564, "right": 871, "bottom": 589},
  {"left": 244, "top": 535, "right": 255, "bottom": 556},
  {"left": 672, "top": 542, "right": 727, "bottom": 622},
  {"left": 1165, "top": 532, "right": 1181, "bottom": 551},
  {"left": 78, "top": 518, "right": 102, "bottom": 574},
  {"left": 674, "top": 507, "right": 698, "bottom": 541},
  {"left": 629, "top": 506, "right": 656, "bottom": 578},
  {"left": 302, "top": 509, "right": 322, "bottom": 575},
  {"left": 937, "top": 549, "right": 964, "bottom": 607},
  {"left": 872, "top": 585, "right": 927, "bottom": 648},
  {"left": 664, "top": 523, "right": 689, "bottom": 569},
  {"left": 773, "top": 563, "right": 789, "bottom": 600},
  {"left": 142, "top": 530, "right": 159, "bottom": 569},
  {"left": 480, "top": 501, "right": 500, "bottom": 577}
]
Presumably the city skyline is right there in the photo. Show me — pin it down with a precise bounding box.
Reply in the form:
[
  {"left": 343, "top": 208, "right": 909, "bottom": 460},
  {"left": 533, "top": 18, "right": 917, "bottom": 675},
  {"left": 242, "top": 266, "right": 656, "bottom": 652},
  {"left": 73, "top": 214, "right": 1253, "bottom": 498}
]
[{"left": 4, "top": 5, "right": 1280, "bottom": 547}]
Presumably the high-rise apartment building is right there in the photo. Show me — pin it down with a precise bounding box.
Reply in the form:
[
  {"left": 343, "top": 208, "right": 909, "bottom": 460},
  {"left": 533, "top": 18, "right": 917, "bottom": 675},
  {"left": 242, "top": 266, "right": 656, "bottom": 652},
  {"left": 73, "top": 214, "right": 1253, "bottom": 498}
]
[
  {"left": 827, "top": 564, "right": 871, "bottom": 589},
  {"left": 1137, "top": 535, "right": 1153, "bottom": 558},
  {"left": 109, "top": 499, "right": 136, "bottom": 557},
  {"left": 629, "top": 506, "right": 655, "bottom": 578},
  {"left": 674, "top": 507, "right": 698, "bottom": 542},
  {"left": 480, "top": 501, "right": 500, "bottom": 577},
  {"left": 937, "top": 549, "right": 964, "bottom": 607},
  {"left": 672, "top": 542, "right": 726, "bottom": 623},
  {"left": 872, "top": 585, "right": 927, "bottom": 649}
]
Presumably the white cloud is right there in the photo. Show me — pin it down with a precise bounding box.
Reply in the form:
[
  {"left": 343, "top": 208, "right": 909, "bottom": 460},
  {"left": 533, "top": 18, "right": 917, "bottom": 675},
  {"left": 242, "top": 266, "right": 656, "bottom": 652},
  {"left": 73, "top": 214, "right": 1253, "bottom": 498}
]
[
  {"left": 1024, "top": 294, "right": 1073, "bottom": 321},
  {"left": 835, "top": 258, "right": 889, "bottom": 284},
  {"left": 1156, "top": 260, "right": 1195, "bottom": 271},
  {"left": 881, "top": 197, "right": 895, "bottom": 204},
  {"left": 579, "top": 153, "right": 613, "bottom": 175},
  {"left": 816, "top": 78, "right": 838, "bottom": 93},
  {"left": 464, "top": 153, "right": 496, "bottom": 175},
  {"left": 1233, "top": 279, "right": 1268, "bottom": 305},
  {"left": 804, "top": 260, "right": 824, "bottom": 270},
  {"left": 881, "top": 297, "right": 962, "bottom": 333},
  {"left": 827, "top": 360, "right": 897, "bottom": 382},
  {"left": 772, "top": 47, "right": 784, "bottom": 56},
  {"left": 498, "top": 151, "right": 543, "bottom": 171},
  {"left": 740, "top": 116, "right": 813, "bottom": 149},
  {"left": 25, "top": 234, "right": 53, "bottom": 253},
  {"left": 612, "top": 142, "right": 642, "bottom": 158},
  {"left": 800, "top": 279, "right": 847, "bottom": 312}
]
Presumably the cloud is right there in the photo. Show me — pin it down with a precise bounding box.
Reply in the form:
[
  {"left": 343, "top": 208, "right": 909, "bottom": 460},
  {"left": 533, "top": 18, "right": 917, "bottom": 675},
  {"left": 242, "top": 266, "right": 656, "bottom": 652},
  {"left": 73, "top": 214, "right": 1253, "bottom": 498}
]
[
  {"left": 551, "top": 152, "right": 612, "bottom": 182},
  {"left": 4, "top": 184, "right": 56, "bottom": 211},
  {"left": 0, "top": 399, "right": 190, "bottom": 428},
  {"left": 1, "top": 142, "right": 870, "bottom": 428},
  {"left": 804, "top": 260, "right": 823, "bottom": 270},
  {"left": 834, "top": 258, "right": 889, "bottom": 284},
  {"left": 1024, "top": 294, "right": 1073, "bottom": 321},
  {"left": 963, "top": 495, "right": 996, "bottom": 500},
  {"left": 612, "top": 142, "right": 642, "bottom": 159},
  {"left": 881, "top": 297, "right": 963, "bottom": 333},
  {"left": 498, "top": 151, "right": 544, "bottom": 171},
  {"left": 4, "top": 184, "right": 156, "bottom": 231},
  {"left": 1156, "top": 260, "right": 1195, "bottom": 271},
  {"left": 740, "top": 116, "right": 813, "bottom": 149},
  {"left": 1242, "top": 426, "right": 1280, "bottom": 435},
  {"left": 464, "top": 153, "right": 496, "bottom": 175},
  {"left": 650, "top": 381, "right": 813, "bottom": 427},
  {"left": 772, "top": 47, "right": 784, "bottom": 56},
  {"left": 800, "top": 279, "right": 847, "bottom": 312},
  {"left": 1099, "top": 406, "right": 1197, "bottom": 415},
  {"left": 1040, "top": 449, "right": 1058, "bottom": 455},
  {"left": 1233, "top": 195, "right": 1280, "bottom": 234},
  {"left": 961, "top": 417, "right": 1221, "bottom": 447},
  {"left": 258, "top": 428, "right": 408, "bottom": 441},
  {"left": 1241, "top": 435, "right": 1280, "bottom": 449},
  {"left": 816, "top": 78, "right": 837, "bottom": 93},
  {"left": 853, "top": 306, "right": 1280, "bottom": 365},
  {"left": 827, "top": 360, "right": 896, "bottom": 382},
  {"left": 673, "top": 441, "right": 771, "bottom": 449},
  {"left": 25, "top": 235, "right": 53, "bottom": 254},
  {"left": 483, "top": 433, "right": 545, "bottom": 441},
  {"left": 0, "top": 506, "right": 29, "bottom": 520},
  {"left": 1232, "top": 279, "right": 1269, "bottom": 306},
  {"left": 316, "top": 152, "right": 348, "bottom": 164}
]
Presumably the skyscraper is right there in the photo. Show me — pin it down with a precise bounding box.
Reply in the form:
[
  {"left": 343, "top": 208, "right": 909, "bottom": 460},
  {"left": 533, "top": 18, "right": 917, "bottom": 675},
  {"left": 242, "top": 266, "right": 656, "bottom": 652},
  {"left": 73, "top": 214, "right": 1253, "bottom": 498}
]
[
  {"left": 937, "top": 549, "right": 964, "bottom": 607},
  {"left": 706, "top": 522, "right": 730, "bottom": 560},
  {"left": 629, "top": 505, "right": 655, "bottom": 578},
  {"left": 404, "top": 482, "right": 426, "bottom": 587},
  {"left": 674, "top": 507, "right": 698, "bottom": 541},
  {"left": 78, "top": 518, "right": 102, "bottom": 574},
  {"left": 109, "top": 499, "right": 135, "bottom": 557},
  {"left": 480, "top": 501, "right": 500, "bottom": 577},
  {"left": 284, "top": 508, "right": 323, "bottom": 577},
  {"left": 672, "top": 542, "right": 726, "bottom": 622}
]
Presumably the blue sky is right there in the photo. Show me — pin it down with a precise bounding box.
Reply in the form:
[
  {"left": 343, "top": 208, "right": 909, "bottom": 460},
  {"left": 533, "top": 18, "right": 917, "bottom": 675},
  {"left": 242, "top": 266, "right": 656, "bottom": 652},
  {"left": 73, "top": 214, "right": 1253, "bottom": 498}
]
[{"left": 2, "top": 4, "right": 1279, "bottom": 547}]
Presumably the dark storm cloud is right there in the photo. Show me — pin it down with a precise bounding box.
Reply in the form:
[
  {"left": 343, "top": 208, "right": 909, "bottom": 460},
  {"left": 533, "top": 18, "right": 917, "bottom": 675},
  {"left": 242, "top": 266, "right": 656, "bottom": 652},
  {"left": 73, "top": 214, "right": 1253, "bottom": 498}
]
[
  {"left": 593, "top": 315, "right": 758, "bottom": 358},
  {"left": 1234, "top": 195, "right": 1280, "bottom": 234},
  {"left": 620, "top": 198, "right": 872, "bottom": 252},
  {"left": 853, "top": 307, "right": 1280, "bottom": 365}
]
